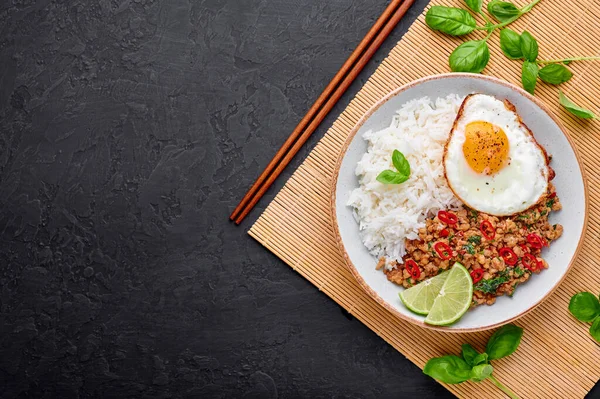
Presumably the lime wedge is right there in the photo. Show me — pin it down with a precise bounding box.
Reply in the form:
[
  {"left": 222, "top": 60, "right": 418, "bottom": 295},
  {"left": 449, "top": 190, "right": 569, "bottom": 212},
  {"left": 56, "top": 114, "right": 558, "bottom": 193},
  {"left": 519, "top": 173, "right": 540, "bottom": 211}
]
[
  {"left": 399, "top": 271, "right": 449, "bottom": 315},
  {"left": 425, "top": 263, "right": 473, "bottom": 326}
]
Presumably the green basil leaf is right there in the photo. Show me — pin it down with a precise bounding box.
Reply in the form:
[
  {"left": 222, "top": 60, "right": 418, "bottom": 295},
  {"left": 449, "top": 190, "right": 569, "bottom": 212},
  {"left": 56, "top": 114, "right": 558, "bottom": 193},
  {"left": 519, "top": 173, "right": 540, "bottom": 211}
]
[
  {"left": 465, "top": 0, "right": 483, "bottom": 13},
  {"left": 461, "top": 343, "right": 479, "bottom": 366},
  {"left": 559, "top": 91, "right": 597, "bottom": 119},
  {"left": 539, "top": 64, "right": 573, "bottom": 85},
  {"left": 470, "top": 364, "right": 493, "bottom": 382},
  {"left": 376, "top": 170, "right": 408, "bottom": 185},
  {"left": 392, "top": 149, "right": 410, "bottom": 176},
  {"left": 425, "top": 6, "right": 477, "bottom": 36},
  {"left": 521, "top": 61, "right": 538, "bottom": 95},
  {"left": 569, "top": 292, "right": 600, "bottom": 322},
  {"left": 499, "top": 29, "right": 523, "bottom": 59},
  {"left": 485, "top": 324, "right": 523, "bottom": 360},
  {"left": 449, "top": 40, "right": 490, "bottom": 73},
  {"left": 423, "top": 355, "right": 472, "bottom": 384},
  {"left": 590, "top": 317, "right": 600, "bottom": 344},
  {"left": 472, "top": 353, "right": 489, "bottom": 366},
  {"left": 520, "top": 31, "right": 538, "bottom": 62},
  {"left": 488, "top": 0, "right": 521, "bottom": 22}
]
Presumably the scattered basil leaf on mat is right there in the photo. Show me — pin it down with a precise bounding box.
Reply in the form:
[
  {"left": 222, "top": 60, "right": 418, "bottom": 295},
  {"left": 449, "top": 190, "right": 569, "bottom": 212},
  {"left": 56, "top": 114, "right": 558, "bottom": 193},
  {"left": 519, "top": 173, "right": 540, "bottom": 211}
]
[
  {"left": 423, "top": 355, "right": 472, "bottom": 384},
  {"left": 521, "top": 61, "right": 538, "bottom": 94},
  {"left": 569, "top": 292, "right": 600, "bottom": 322},
  {"left": 449, "top": 40, "right": 490, "bottom": 73},
  {"left": 485, "top": 324, "right": 523, "bottom": 360},
  {"left": 499, "top": 28, "right": 523, "bottom": 59},
  {"left": 465, "top": 0, "right": 483, "bottom": 13},
  {"left": 376, "top": 150, "right": 410, "bottom": 184},
  {"left": 424, "top": 324, "right": 522, "bottom": 397},
  {"left": 519, "top": 31, "right": 538, "bottom": 62},
  {"left": 470, "top": 364, "right": 494, "bottom": 382},
  {"left": 425, "top": 6, "right": 477, "bottom": 36},
  {"left": 590, "top": 317, "right": 600, "bottom": 344},
  {"left": 472, "top": 352, "right": 489, "bottom": 366},
  {"left": 559, "top": 90, "right": 596, "bottom": 119},
  {"left": 392, "top": 149, "right": 410, "bottom": 176},
  {"left": 538, "top": 64, "right": 573, "bottom": 84},
  {"left": 488, "top": 0, "right": 521, "bottom": 22},
  {"left": 461, "top": 343, "right": 479, "bottom": 366}
]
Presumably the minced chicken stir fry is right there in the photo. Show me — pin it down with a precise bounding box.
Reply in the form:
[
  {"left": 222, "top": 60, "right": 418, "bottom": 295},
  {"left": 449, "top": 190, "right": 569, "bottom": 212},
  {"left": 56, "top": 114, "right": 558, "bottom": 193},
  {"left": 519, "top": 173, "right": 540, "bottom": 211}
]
[{"left": 378, "top": 183, "right": 563, "bottom": 307}]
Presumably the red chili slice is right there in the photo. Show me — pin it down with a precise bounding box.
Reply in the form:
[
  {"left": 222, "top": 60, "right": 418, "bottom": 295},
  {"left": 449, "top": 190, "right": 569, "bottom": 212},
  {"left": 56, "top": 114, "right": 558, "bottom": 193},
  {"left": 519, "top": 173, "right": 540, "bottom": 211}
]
[
  {"left": 438, "top": 210, "right": 458, "bottom": 225},
  {"left": 470, "top": 268, "right": 484, "bottom": 284},
  {"left": 439, "top": 228, "right": 449, "bottom": 238},
  {"left": 480, "top": 220, "right": 495, "bottom": 240},
  {"left": 522, "top": 253, "right": 540, "bottom": 271},
  {"left": 519, "top": 244, "right": 529, "bottom": 254},
  {"left": 499, "top": 247, "right": 518, "bottom": 266},
  {"left": 434, "top": 242, "right": 453, "bottom": 260},
  {"left": 548, "top": 192, "right": 556, "bottom": 199},
  {"left": 527, "top": 233, "right": 545, "bottom": 249},
  {"left": 404, "top": 259, "right": 421, "bottom": 279}
]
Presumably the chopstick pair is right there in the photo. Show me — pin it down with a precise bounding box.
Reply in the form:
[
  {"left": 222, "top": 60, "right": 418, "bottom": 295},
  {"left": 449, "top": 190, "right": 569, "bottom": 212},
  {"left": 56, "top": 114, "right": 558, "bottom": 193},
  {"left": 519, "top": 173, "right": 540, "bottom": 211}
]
[{"left": 230, "top": 0, "right": 416, "bottom": 225}]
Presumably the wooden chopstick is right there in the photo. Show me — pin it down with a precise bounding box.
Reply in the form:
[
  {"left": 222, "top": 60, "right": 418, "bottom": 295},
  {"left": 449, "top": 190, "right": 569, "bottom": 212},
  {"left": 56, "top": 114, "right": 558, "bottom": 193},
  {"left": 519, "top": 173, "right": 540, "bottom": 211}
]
[
  {"left": 229, "top": 0, "right": 403, "bottom": 223},
  {"left": 231, "top": 0, "right": 415, "bottom": 224}
]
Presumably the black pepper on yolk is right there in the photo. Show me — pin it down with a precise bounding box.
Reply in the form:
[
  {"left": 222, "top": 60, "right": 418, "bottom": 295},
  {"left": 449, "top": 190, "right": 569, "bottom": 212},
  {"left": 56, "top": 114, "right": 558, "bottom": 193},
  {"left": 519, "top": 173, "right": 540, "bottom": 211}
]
[{"left": 462, "top": 121, "right": 509, "bottom": 175}]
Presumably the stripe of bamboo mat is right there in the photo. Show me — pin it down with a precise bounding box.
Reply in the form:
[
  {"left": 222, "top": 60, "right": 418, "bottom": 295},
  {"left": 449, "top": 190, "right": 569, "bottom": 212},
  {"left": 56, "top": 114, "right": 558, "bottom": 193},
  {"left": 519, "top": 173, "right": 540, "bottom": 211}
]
[{"left": 249, "top": 0, "right": 600, "bottom": 397}]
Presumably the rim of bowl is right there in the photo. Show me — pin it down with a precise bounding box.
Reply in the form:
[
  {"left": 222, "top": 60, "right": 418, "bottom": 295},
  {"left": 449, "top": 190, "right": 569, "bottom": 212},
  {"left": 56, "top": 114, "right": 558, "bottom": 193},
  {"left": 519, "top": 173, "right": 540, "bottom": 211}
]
[{"left": 330, "top": 72, "right": 589, "bottom": 333}]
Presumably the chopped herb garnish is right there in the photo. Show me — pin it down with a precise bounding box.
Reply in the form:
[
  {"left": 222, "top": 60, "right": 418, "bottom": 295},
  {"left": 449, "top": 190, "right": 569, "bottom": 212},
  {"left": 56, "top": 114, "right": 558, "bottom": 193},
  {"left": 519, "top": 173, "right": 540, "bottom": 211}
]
[
  {"left": 474, "top": 270, "right": 510, "bottom": 294},
  {"left": 428, "top": 242, "right": 436, "bottom": 257},
  {"left": 463, "top": 243, "right": 475, "bottom": 255},
  {"left": 540, "top": 210, "right": 547, "bottom": 216},
  {"left": 448, "top": 234, "right": 455, "bottom": 241},
  {"left": 469, "top": 209, "right": 478, "bottom": 220},
  {"left": 517, "top": 214, "right": 528, "bottom": 220},
  {"left": 553, "top": 224, "right": 557, "bottom": 229},
  {"left": 509, "top": 282, "right": 520, "bottom": 297},
  {"left": 514, "top": 267, "right": 525, "bottom": 277},
  {"left": 467, "top": 235, "right": 482, "bottom": 245},
  {"left": 546, "top": 199, "right": 555, "bottom": 208}
]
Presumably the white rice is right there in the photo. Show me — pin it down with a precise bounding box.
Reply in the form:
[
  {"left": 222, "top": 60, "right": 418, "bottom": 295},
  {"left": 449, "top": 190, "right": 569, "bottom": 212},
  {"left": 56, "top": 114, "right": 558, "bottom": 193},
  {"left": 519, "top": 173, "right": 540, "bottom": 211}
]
[{"left": 347, "top": 95, "right": 464, "bottom": 267}]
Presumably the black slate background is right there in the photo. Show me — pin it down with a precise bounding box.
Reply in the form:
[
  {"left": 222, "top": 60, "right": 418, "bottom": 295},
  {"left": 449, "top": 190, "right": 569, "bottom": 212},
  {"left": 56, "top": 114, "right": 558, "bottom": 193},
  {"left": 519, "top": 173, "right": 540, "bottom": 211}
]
[{"left": 0, "top": 0, "right": 598, "bottom": 397}]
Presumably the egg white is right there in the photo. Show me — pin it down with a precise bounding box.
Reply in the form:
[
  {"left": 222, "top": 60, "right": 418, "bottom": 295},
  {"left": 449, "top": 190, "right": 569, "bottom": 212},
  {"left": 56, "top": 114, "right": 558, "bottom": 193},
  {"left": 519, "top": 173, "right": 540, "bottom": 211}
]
[{"left": 444, "top": 94, "right": 549, "bottom": 216}]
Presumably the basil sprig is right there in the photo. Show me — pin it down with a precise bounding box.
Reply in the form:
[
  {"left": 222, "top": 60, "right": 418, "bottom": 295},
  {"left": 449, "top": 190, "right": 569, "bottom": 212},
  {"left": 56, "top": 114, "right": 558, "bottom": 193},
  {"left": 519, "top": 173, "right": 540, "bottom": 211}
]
[
  {"left": 425, "top": 0, "right": 600, "bottom": 119},
  {"left": 450, "top": 40, "right": 490, "bottom": 73},
  {"left": 465, "top": 0, "right": 483, "bottom": 14},
  {"left": 487, "top": 0, "right": 521, "bottom": 22},
  {"left": 569, "top": 291, "right": 600, "bottom": 343},
  {"left": 425, "top": 6, "right": 476, "bottom": 36},
  {"left": 424, "top": 324, "right": 523, "bottom": 399},
  {"left": 539, "top": 64, "right": 573, "bottom": 84},
  {"left": 499, "top": 28, "right": 523, "bottom": 59},
  {"left": 521, "top": 61, "right": 538, "bottom": 95},
  {"left": 519, "top": 31, "right": 538, "bottom": 62},
  {"left": 376, "top": 149, "right": 411, "bottom": 185}
]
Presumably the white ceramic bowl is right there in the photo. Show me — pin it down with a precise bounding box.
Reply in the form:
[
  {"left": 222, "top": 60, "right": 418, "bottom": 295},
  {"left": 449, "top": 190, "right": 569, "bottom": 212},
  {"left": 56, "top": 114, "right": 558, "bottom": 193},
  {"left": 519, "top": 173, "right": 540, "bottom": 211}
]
[{"left": 332, "top": 74, "right": 587, "bottom": 332}]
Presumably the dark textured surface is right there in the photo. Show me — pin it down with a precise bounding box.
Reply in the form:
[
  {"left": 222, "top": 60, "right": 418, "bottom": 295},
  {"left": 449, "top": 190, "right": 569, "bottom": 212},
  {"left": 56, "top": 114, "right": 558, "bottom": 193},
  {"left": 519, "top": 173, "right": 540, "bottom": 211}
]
[{"left": 0, "top": 0, "right": 598, "bottom": 397}]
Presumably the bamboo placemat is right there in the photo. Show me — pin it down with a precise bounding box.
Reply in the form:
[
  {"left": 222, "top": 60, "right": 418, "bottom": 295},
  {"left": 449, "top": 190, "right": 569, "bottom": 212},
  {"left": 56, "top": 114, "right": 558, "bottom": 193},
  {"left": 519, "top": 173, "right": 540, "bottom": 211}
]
[{"left": 248, "top": 0, "right": 600, "bottom": 397}]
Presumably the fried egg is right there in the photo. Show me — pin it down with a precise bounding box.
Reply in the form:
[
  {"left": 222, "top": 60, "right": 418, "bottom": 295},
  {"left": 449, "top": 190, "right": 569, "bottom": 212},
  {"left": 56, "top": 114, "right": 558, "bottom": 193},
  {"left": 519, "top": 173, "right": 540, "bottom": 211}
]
[{"left": 443, "top": 94, "right": 550, "bottom": 216}]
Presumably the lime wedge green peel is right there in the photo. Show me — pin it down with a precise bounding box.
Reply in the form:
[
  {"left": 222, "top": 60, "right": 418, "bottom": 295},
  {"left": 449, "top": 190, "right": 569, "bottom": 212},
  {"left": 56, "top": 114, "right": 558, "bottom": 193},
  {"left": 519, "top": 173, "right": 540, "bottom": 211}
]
[
  {"left": 399, "top": 271, "right": 449, "bottom": 315},
  {"left": 425, "top": 263, "right": 473, "bottom": 326}
]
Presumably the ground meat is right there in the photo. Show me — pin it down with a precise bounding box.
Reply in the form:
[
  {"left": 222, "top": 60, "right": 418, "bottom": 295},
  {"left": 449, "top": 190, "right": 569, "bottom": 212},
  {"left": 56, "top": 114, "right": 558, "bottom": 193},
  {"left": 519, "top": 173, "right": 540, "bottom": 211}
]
[{"left": 382, "top": 184, "right": 563, "bottom": 307}]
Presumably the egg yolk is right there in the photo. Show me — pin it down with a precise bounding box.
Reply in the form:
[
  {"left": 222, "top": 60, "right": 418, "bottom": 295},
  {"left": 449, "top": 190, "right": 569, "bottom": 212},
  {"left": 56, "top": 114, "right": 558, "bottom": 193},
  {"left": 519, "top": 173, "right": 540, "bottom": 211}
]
[{"left": 462, "top": 121, "right": 509, "bottom": 175}]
